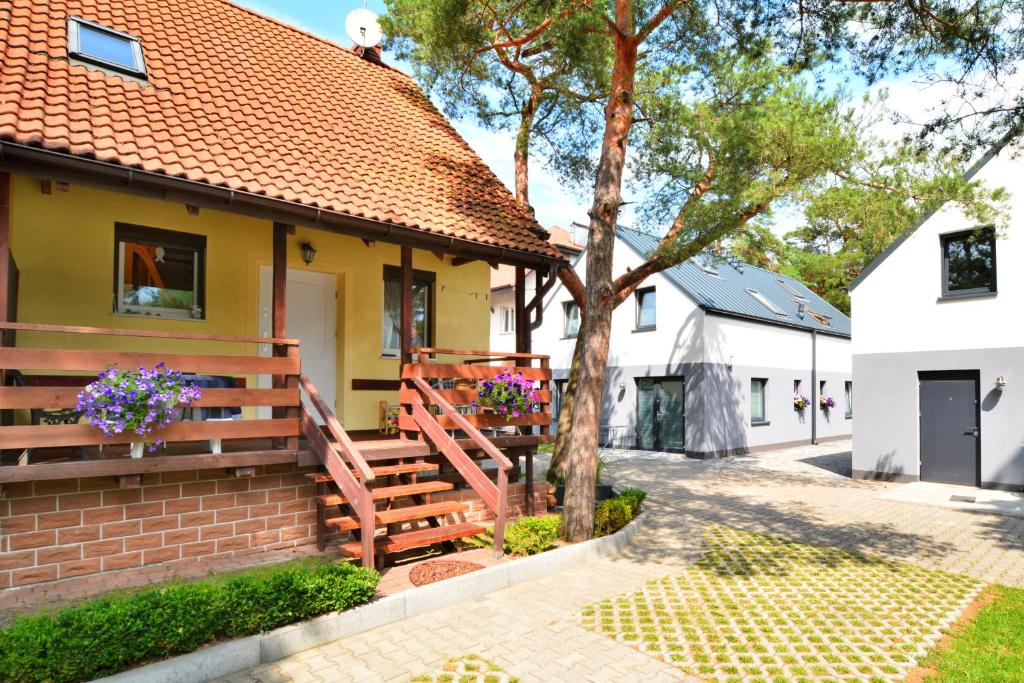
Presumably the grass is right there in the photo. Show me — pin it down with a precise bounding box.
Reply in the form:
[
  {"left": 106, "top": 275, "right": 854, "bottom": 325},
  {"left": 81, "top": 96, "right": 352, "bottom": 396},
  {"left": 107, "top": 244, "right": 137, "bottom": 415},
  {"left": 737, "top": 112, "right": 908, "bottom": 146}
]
[
  {"left": 410, "top": 654, "right": 519, "bottom": 682},
  {"left": 918, "top": 585, "right": 1024, "bottom": 681}
]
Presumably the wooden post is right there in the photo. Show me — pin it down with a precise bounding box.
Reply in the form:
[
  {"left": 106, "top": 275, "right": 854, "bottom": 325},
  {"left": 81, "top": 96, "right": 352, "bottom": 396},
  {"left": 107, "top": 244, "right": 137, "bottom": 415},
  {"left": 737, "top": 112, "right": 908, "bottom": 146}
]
[
  {"left": 514, "top": 266, "right": 529, "bottom": 354},
  {"left": 271, "top": 222, "right": 290, "bottom": 445},
  {"left": 400, "top": 246, "right": 413, "bottom": 364},
  {"left": 0, "top": 173, "right": 10, "bottom": 397}
]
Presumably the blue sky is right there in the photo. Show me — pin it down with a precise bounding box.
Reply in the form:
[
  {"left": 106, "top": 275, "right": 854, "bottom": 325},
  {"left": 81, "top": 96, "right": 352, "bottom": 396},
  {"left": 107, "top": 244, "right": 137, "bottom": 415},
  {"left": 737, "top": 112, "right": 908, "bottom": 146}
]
[{"left": 235, "top": 0, "right": 592, "bottom": 230}]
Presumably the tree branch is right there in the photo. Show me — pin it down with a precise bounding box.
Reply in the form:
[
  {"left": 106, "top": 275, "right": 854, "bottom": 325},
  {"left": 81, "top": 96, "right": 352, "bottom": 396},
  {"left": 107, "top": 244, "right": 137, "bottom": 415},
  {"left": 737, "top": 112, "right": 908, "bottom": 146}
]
[
  {"left": 558, "top": 264, "right": 588, "bottom": 310},
  {"left": 637, "top": 0, "right": 684, "bottom": 43}
]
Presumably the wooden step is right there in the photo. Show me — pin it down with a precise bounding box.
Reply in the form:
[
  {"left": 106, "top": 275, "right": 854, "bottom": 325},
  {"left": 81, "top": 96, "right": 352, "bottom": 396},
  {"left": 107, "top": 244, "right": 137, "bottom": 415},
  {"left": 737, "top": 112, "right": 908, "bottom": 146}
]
[
  {"left": 305, "top": 462, "right": 438, "bottom": 484},
  {"left": 338, "top": 522, "right": 486, "bottom": 558},
  {"left": 324, "top": 501, "right": 470, "bottom": 532},
  {"left": 316, "top": 480, "right": 454, "bottom": 506}
]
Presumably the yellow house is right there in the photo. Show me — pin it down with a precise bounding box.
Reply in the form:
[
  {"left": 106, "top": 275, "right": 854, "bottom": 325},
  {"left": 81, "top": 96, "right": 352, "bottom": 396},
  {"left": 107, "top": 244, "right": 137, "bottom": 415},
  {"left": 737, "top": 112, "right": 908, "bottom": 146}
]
[{"left": 0, "top": 0, "right": 561, "bottom": 573}]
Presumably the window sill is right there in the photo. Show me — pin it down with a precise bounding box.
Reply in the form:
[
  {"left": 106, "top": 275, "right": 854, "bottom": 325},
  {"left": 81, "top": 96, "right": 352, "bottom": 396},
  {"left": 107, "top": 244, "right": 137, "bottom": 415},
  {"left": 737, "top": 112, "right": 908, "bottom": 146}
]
[
  {"left": 845, "top": 413, "right": 853, "bottom": 420},
  {"left": 937, "top": 290, "right": 997, "bottom": 303},
  {"left": 113, "top": 312, "right": 206, "bottom": 323},
  {"left": 632, "top": 326, "right": 656, "bottom": 333},
  {"left": 561, "top": 336, "right": 578, "bottom": 341},
  {"left": 751, "top": 420, "right": 771, "bottom": 427}
]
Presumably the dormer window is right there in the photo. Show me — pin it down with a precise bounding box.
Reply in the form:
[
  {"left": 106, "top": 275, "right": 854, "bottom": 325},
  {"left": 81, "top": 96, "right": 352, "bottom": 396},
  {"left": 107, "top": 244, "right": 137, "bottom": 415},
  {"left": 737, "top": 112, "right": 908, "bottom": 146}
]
[{"left": 68, "top": 17, "right": 147, "bottom": 78}]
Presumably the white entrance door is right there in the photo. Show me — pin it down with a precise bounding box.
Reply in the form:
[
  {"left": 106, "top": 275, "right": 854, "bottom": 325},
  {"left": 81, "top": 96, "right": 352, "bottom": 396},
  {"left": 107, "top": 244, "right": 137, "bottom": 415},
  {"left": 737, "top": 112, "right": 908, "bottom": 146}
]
[{"left": 258, "top": 267, "right": 337, "bottom": 421}]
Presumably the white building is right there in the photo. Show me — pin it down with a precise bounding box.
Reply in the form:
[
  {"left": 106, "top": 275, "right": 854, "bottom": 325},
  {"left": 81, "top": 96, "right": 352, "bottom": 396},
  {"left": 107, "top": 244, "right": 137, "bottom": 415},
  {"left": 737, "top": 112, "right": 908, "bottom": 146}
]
[
  {"left": 505, "top": 224, "right": 853, "bottom": 457},
  {"left": 850, "top": 141, "right": 1022, "bottom": 489}
]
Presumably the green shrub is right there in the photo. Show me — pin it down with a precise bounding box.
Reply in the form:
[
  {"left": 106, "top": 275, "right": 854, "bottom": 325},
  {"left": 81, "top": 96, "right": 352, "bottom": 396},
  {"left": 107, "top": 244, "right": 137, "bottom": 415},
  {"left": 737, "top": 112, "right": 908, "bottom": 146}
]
[
  {"left": 594, "top": 497, "right": 633, "bottom": 536},
  {"left": 503, "top": 514, "right": 561, "bottom": 556},
  {"left": 618, "top": 487, "right": 647, "bottom": 516},
  {"left": 0, "top": 559, "right": 379, "bottom": 683}
]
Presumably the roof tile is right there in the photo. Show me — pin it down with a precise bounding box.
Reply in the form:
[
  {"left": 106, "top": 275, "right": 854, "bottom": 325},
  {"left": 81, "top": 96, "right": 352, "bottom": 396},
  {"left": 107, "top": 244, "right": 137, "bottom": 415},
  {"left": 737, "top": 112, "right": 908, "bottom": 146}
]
[{"left": 1, "top": 0, "right": 559, "bottom": 258}]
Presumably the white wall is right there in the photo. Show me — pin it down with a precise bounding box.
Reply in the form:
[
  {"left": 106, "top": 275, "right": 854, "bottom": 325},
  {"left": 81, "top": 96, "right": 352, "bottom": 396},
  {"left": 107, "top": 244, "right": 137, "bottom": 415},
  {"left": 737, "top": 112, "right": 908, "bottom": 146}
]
[
  {"left": 852, "top": 142, "right": 1024, "bottom": 355},
  {"left": 489, "top": 286, "right": 519, "bottom": 354}
]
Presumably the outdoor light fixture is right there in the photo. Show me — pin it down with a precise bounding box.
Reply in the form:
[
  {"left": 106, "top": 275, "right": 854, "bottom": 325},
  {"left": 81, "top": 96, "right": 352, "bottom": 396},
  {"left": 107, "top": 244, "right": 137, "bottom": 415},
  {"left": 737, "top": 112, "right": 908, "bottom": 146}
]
[
  {"left": 300, "top": 242, "right": 317, "bottom": 266},
  {"left": 996, "top": 376, "right": 1008, "bottom": 389}
]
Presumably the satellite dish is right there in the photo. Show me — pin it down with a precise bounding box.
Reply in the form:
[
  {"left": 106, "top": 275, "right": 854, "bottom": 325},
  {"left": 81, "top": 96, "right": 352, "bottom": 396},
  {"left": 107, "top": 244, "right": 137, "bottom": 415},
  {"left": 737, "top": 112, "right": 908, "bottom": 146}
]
[{"left": 345, "top": 7, "right": 382, "bottom": 48}]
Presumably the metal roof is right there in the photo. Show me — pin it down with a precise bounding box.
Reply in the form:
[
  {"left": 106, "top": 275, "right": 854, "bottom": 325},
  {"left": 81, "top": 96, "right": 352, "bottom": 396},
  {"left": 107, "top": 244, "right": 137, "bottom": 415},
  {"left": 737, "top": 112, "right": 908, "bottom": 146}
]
[{"left": 616, "top": 225, "right": 852, "bottom": 337}]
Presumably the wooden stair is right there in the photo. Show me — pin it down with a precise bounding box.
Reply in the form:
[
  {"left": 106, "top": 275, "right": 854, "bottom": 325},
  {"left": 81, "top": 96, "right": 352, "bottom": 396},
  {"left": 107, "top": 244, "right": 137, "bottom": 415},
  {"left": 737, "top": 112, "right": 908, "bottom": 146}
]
[
  {"left": 315, "top": 480, "right": 454, "bottom": 507},
  {"left": 305, "top": 461, "right": 437, "bottom": 482},
  {"left": 338, "top": 522, "right": 486, "bottom": 559},
  {"left": 324, "top": 501, "right": 469, "bottom": 532}
]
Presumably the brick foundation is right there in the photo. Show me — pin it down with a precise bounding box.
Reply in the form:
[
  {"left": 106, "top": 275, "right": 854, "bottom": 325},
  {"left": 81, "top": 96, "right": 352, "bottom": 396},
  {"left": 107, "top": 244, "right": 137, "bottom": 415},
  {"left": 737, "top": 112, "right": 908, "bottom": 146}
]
[{"left": 0, "top": 467, "right": 550, "bottom": 592}]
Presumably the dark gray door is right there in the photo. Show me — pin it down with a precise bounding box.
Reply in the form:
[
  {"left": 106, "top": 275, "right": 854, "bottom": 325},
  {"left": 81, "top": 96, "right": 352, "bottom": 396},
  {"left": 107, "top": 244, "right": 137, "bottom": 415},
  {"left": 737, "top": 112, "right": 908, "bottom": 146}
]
[
  {"left": 919, "top": 371, "right": 979, "bottom": 486},
  {"left": 636, "top": 378, "right": 685, "bottom": 453}
]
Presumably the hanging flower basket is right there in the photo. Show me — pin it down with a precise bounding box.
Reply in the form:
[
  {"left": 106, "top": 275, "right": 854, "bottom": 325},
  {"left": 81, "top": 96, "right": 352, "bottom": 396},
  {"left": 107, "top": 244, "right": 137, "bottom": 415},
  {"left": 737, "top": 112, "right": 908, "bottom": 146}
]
[
  {"left": 77, "top": 363, "right": 202, "bottom": 456},
  {"left": 819, "top": 395, "right": 836, "bottom": 411},
  {"left": 473, "top": 370, "right": 540, "bottom": 421},
  {"left": 793, "top": 393, "right": 810, "bottom": 411}
]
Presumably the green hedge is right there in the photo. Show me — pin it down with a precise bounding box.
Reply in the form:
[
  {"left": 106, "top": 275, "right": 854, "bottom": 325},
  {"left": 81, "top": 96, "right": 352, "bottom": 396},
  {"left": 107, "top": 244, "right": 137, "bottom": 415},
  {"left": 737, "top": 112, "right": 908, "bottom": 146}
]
[
  {"left": 503, "top": 514, "right": 562, "bottom": 556},
  {"left": 0, "top": 558, "right": 379, "bottom": 683},
  {"left": 594, "top": 487, "right": 646, "bottom": 537}
]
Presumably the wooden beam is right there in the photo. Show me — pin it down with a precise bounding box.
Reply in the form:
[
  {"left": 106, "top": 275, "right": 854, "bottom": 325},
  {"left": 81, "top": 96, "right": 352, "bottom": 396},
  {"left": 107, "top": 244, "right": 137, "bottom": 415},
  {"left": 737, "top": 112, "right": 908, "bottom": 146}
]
[
  {"left": 432, "top": 251, "right": 445, "bottom": 261},
  {"left": 400, "top": 246, "right": 413, "bottom": 364},
  {"left": 514, "top": 266, "right": 529, "bottom": 354},
  {"left": 0, "top": 172, "right": 11, "bottom": 363},
  {"left": 451, "top": 256, "right": 474, "bottom": 267},
  {"left": 361, "top": 238, "right": 375, "bottom": 248},
  {"left": 272, "top": 223, "right": 289, "bottom": 340}
]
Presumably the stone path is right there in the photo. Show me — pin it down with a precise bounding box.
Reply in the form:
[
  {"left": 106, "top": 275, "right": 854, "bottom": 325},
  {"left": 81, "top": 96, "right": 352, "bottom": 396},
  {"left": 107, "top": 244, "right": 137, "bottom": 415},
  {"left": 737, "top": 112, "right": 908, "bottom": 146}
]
[{"left": 220, "top": 441, "right": 1024, "bottom": 682}]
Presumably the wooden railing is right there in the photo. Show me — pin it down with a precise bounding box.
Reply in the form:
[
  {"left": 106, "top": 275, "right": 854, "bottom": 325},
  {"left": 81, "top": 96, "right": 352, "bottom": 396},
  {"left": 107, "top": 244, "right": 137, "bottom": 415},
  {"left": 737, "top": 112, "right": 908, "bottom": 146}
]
[
  {"left": 400, "top": 348, "right": 552, "bottom": 551},
  {"left": 298, "top": 374, "right": 375, "bottom": 568},
  {"left": 0, "top": 322, "right": 304, "bottom": 482}
]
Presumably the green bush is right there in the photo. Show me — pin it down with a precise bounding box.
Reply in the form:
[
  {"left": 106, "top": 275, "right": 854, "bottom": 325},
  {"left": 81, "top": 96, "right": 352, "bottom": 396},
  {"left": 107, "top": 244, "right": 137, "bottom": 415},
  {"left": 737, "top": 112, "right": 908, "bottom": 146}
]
[
  {"left": 503, "top": 514, "right": 561, "bottom": 556},
  {"left": 594, "top": 497, "right": 633, "bottom": 536},
  {"left": 618, "top": 487, "right": 647, "bottom": 516},
  {"left": 0, "top": 559, "right": 379, "bottom": 683}
]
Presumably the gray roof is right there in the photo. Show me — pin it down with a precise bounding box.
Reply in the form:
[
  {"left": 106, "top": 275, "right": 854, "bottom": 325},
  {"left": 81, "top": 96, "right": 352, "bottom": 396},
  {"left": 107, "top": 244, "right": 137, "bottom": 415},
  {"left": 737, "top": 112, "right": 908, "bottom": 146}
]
[{"left": 617, "top": 225, "right": 852, "bottom": 337}]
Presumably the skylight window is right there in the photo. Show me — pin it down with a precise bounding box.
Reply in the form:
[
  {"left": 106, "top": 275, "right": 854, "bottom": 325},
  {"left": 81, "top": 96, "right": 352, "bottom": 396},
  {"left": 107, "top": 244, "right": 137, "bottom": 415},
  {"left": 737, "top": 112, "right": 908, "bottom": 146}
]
[
  {"left": 68, "top": 17, "right": 146, "bottom": 78},
  {"left": 745, "top": 288, "right": 787, "bottom": 316},
  {"left": 777, "top": 279, "right": 804, "bottom": 297}
]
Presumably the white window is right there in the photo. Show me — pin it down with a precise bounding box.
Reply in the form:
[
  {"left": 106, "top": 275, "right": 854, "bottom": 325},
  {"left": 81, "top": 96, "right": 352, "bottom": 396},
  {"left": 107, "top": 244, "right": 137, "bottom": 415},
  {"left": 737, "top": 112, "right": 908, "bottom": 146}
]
[
  {"left": 845, "top": 381, "right": 853, "bottom": 418},
  {"left": 563, "top": 302, "right": 580, "bottom": 338},
  {"left": 751, "top": 378, "right": 767, "bottom": 424},
  {"left": 499, "top": 305, "right": 515, "bottom": 334},
  {"left": 635, "top": 287, "right": 656, "bottom": 330},
  {"left": 115, "top": 224, "right": 205, "bottom": 319},
  {"left": 68, "top": 17, "right": 147, "bottom": 78}
]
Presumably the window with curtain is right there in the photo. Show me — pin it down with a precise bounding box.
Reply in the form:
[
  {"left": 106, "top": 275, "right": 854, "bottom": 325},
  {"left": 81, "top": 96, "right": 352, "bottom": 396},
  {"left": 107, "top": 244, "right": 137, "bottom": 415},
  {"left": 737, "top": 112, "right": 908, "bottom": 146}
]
[
  {"left": 381, "top": 265, "right": 433, "bottom": 357},
  {"left": 563, "top": 301, "right": 580, "bottom": 338},
  {"left": 635, "top": 287, "right": 656, "bottom": 330},
  {"left": 115, "top": 223, "right": 205, "bottom": 319},
  {"left": 751, "top": 378, "right": 767, "bottom": 424}
]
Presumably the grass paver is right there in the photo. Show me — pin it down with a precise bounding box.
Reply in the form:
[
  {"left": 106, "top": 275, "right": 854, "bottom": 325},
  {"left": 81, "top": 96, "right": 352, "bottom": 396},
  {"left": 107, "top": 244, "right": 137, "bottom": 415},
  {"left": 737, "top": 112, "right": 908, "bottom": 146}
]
[
  {"left": 410, "top": 655, "right": 520, "bottom": 683},
  {"left": 580, "top": 526, "right": 982, "bottom": 682}
]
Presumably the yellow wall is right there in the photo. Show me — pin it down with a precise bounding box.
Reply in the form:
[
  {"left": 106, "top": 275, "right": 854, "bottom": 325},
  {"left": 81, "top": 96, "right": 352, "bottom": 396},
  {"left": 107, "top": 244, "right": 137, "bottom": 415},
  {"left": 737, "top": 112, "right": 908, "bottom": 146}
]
[{"left": 8, "top": 174, "right": 492, "bottom": 430}]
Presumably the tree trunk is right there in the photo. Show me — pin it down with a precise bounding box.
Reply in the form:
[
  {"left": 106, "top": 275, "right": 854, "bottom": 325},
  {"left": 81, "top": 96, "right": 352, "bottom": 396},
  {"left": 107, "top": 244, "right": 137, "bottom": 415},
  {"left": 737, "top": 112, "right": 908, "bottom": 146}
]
[
  {"left": 514, "top": 91, "right": 540, "bottom": 209},
  {"left": 547, "top": 335, "right": 582, "bottom": 483},
  {"left": 561, "top": 9, "right": 639, "bottom": 542}
]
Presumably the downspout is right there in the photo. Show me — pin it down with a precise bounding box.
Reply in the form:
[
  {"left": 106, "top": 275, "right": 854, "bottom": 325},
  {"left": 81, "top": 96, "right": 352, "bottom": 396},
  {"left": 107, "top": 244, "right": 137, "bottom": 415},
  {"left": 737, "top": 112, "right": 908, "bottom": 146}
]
[{"left": 811, "top": 328, "right": 818, "bottom": 445}]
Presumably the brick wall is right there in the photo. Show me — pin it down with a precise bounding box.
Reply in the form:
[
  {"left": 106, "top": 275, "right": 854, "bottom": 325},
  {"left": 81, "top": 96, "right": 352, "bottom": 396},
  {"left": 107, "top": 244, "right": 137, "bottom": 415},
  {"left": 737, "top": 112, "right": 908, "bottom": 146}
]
[
  {"left": 0, "top": 464, "right": 319, "bottom": 589},
  {"left": 1, "top": 468, "right": 551, "bottom": 590}
]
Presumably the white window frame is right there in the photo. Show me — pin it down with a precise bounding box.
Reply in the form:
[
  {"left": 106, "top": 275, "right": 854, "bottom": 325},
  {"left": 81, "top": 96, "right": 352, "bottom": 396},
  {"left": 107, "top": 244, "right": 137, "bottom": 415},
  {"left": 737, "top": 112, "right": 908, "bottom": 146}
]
[
  {"left": 499, "top": 305, "right": 515, "bottom": 334},
  {"left": 751, "top": 378, "right": 768, "bottom": 425},
  {"left": 635, "top": 287, "right": 656, "bottom": 330},
  {"left": 563, "top": 301, "right": 580, "bottom": 338}
]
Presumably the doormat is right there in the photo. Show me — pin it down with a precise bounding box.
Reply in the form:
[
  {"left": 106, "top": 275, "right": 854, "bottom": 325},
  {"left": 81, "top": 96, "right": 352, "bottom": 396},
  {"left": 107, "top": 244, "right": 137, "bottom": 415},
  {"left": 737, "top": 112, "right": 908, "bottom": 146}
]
[{"left": 950, "top": 495, "right": 977, "bottom": 503}]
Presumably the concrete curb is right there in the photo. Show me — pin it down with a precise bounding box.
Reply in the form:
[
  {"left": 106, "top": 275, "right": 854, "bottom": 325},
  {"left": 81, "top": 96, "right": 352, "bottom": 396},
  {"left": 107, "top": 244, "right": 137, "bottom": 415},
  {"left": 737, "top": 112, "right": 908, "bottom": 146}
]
[{"left": 96, "top": 512, "right": 646, "bottom": 683}]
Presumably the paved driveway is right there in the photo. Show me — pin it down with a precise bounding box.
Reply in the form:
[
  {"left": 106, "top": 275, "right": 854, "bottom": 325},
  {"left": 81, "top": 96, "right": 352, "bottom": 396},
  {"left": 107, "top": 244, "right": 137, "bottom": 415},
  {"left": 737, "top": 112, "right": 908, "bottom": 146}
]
[{"left": 221, "top": 441, "right": 1024, "bottom": 683}]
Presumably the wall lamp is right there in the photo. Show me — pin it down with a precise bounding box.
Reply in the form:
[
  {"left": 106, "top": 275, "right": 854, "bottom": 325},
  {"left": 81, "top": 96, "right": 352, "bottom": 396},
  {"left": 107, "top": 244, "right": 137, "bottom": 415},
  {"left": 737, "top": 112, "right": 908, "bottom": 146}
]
[
  {"left": 996, "top": 376, "right": 1008, "bottom": 389},
  {"left": 300, "top": 242, "right": 317, "bottom": 266}
]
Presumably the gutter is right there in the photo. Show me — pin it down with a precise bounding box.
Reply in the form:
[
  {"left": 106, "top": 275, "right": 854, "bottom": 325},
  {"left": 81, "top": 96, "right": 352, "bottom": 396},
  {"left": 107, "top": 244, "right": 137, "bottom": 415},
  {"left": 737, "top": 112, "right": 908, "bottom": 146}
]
[
  {"left": 0, "top": 142, "right": 563, "bottom": 268},
  {"left": 811, "top": 328, "right": 817, "bottom": 445}
]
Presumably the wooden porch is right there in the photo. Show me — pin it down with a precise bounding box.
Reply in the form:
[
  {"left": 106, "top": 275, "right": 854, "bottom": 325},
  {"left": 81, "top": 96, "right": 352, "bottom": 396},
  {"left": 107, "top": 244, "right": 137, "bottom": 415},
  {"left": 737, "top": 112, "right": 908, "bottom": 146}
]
[{"left": 0, "top": 323, "right": 551, "bottom": 570}]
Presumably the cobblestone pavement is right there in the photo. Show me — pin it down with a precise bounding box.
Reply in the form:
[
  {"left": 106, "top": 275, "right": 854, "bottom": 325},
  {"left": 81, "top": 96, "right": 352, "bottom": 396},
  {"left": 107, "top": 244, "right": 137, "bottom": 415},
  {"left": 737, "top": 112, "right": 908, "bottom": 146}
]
[{"left": 220, "top": 441, "right": 1024, "bottom": 682}]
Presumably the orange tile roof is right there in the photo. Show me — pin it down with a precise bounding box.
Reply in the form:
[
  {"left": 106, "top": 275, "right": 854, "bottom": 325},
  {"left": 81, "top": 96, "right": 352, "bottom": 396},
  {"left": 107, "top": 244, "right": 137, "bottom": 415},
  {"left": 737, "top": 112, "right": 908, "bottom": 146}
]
[{"left": 0, "top": 0, "right": 560, "bottom": 258}]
